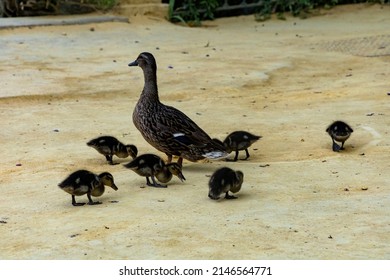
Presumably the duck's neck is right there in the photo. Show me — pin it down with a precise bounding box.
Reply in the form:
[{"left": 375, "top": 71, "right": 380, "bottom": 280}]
[
  {"left": 156, "top": 167, "right": 172, "bottom": 183},
  {"left": 141, "top": 66, "right": 159, "bottom": 103},
  {"left": 91, "top": 183, "right": 105, "bottom": 197}
]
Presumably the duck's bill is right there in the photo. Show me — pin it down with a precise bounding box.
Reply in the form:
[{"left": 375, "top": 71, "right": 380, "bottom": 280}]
[
  {"left": 128, "top": 60, "right": 138, "bottom": 67},
  {"left": 208, "top": 193, "right": 221, "bottom": 200},
  {"left": 177, "top": 172, "right": 186, "bottom": 182},
  {"left": 111, "top": 184, "right": 119, "bottom": 191}
]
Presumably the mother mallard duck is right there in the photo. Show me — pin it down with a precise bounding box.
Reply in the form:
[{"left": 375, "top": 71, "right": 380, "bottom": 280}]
[{"left": 128, "top": 52, "right": 227, "bottom": 166}]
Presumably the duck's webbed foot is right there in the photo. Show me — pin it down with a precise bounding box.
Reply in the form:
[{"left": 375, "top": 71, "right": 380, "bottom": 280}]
[
  {"left": 87, "top": 194, "right": 102, "bottom": 205},
  {"left": 147, "top": 176, "right": 167, "bottom": 188},
  {"left": 72, "top": 195, "right": 85, "bottom": 206},
  {"left": 225, "top": 192, "right": 238, "bottom": 199}
]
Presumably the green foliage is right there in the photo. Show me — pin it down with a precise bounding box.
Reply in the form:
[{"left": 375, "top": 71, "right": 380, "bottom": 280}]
[
  {"left": 168, "top": 0, "right": 221, "bottom": 26},
  {"left": 85, "top": 0, "right": 118, "bottom": 11},
  {"left": 255, "top": 0, "right": 340, "bottom": 21}
]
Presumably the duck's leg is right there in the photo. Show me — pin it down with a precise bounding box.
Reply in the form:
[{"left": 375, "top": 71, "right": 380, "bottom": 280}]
[
  {"left": 340, "top": 141, "right": 345, "bottom": 150},
  {"left": 105, "top": 155, "right": 115, "bottom": 165},
  {"left": 150, "top": 175, "right": 167, "bottom": 188},
  {"left": 177, "top": 157, "right": 183, "bottom": 167},
  {"left": 87, "top": 193, "right": 102, "bottom": 205},
  {"left": 225, "top": 150, "right": 238, "bottom": 162},
  {"left": 332, "top": 139, "right": 341, "bottom": 152},
  {"left": 146, "top": 177, "right": 152, "bottom": 186},
  {"left": 225, "top": 192, "right": 238, "bottom": 199},
  {"left": 72, "top": 195, "right": 85, "bottom": 206},
  {"left": 166, "top": 154, "right": 173, "bottom": 163},
  {"left": 242, "top": 149, "right": 250, "bottom": 160},
  {"left": 233, "top": 150, "right": 239, "bottom": 161}
]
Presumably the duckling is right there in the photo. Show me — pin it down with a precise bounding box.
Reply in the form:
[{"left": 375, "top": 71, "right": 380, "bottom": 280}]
[
  {"left": 129, "top": 52, "right": 228, "bottom": 166},
  {"left": 58, "top": 170, "right": 118, "bottom": 206},
  {"left": 326, "top": 121, "right": 353, "bottom": 152},
  {"left": 222, "top": 131, "right": 262, "bottom": 161},
  {"left": 123, "top": 154, "right": 185, "bottom": 188},
  {"left": 208, "top": 167, "right": 244, "bottom": 200},
  {"left": 87, "top": 136, "right": 138, "bottom": 165}
]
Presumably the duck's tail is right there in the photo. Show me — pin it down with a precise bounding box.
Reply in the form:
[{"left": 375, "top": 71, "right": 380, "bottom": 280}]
[{"left": 202, "top": 150, "right": 229, "bottom": 160}]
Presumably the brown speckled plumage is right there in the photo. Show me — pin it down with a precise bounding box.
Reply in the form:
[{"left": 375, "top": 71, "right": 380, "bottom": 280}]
[{"left": 129, "top": 52, "right": 227, "bottom": 165}]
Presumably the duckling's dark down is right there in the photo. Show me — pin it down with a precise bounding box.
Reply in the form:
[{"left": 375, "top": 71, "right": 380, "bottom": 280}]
[
  {"left": 123, "top": 153, "right": 185, "bottom": 188},
  {"left": 87, "top": 136, "right": 137, "bottom": 165},
  {"left": 208, "top": 167, "right": 244, "bottom": 200},
  {"left": 222, "top": 131, "right": 261, "bottom": 161},
  {"left": 58, "top": 170, "right": 118, "bottom": 206},
  {"left": 326, "top": 121, "right": 353, "bottom": 152},
  {"left": 129, "top": 52, "right": 228, "bottom": 166}
]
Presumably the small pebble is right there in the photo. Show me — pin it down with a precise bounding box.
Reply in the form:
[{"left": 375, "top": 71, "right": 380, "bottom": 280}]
[{"left": 16, "top": 163, "right": 22, "bottom": 166}]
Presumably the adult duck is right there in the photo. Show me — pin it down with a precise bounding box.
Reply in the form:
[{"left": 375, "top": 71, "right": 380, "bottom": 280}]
[{"left": 128, "top": 52, "right": 227, "bottom": 166}]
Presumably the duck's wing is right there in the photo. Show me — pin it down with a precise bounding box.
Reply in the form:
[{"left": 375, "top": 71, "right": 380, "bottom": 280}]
[{"left": 159, "top": 104, "right": 212, "bottom": 143}]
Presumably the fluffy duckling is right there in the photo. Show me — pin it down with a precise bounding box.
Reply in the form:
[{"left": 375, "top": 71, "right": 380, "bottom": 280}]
[
  {"left": 58, "top": 170, "right": 118, "bottom": 206},
  {"left": 208, "top": 167, "right": 244, "bottom": 200},
  {"left": 87, "top": 136, "right": 138, "bottom": 165},
  {"left": 222, "top": 131, "right": 261, "bottom": 161},
  {"left": 123, "top": 154, "right": 185, "bottom": 188},
  {"left": 129, "top": 52, "right": 228, "bottom": 166},
  {"left": 326, "top": 121, "right": 353, "bottom": 152}
]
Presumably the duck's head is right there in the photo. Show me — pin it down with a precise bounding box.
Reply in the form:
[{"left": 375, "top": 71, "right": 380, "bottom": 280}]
[
  {"left": 166, "top": 163, "right": 186, "bottom": 182},
  {"left": 98, "top": 172, "right": 118, "bottom": 191},
  {"left": 128, "top": 52, "right": 157, "bottom": 72},
  {"left": 230, "top": 170, "right": 244, "bottom": 193},
  {"left": 126, "top": 144, "right": 138, "bottom": 159},
  {"left": 326, "top": 121, "right": 353, "bottom": 136}
]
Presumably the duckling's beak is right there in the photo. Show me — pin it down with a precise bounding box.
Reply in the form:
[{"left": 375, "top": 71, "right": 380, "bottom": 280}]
[
  {"left": 177, "top": 172, "right": 186, "bottom": 182},
  {"left": 208, "top": 193, "right": 220, "bottom": 200},
  {"left": 111, "top": 184, "right": 119, "bottom": 191},
  {"left": 128, "top": 60, "right": 138, "bottom": 67}
]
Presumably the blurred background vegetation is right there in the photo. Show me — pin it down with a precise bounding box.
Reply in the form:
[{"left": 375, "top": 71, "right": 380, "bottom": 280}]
[
  {"left": 1, "top": 0, "right": 388, "bottom": 22},
  {"left": 166, "top": 0, "right": 389, "bottom": 25}
]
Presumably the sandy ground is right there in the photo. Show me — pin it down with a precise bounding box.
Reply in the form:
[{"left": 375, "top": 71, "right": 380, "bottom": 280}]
[{"left": 0, "top": 4, "right": 390, "bottom": 260}]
